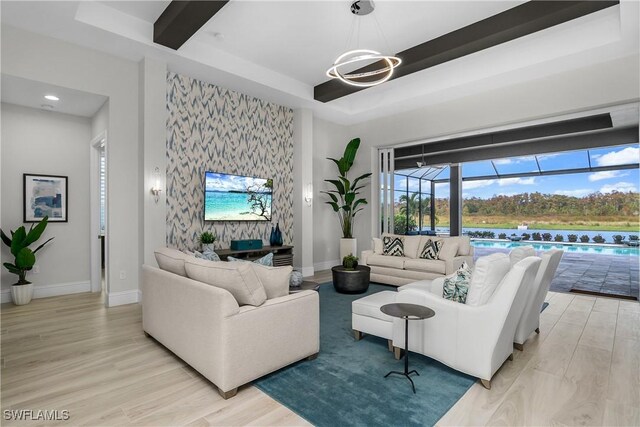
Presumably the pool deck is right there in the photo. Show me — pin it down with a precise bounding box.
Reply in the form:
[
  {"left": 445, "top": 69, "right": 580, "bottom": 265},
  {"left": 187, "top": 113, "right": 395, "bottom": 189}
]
[{"left": 474, "top": 247, "right": 639, "bottom": 300}]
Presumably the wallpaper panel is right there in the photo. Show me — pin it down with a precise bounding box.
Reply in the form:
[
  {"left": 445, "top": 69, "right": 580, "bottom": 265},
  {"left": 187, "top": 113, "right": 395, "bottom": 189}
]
[{"left": 166, "top": 72, "right": 294, "bottom": 251}]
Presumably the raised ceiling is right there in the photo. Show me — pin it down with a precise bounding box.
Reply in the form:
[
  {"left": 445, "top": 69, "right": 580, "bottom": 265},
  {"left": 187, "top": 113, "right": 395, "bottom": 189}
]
[{"left": 1, "top": 1, "right": 638, "bottom": 125}]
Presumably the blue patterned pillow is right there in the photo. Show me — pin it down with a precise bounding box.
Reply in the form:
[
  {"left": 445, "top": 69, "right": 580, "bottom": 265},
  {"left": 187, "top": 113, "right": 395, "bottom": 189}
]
[
  {"left": 442, "top": 262, "right": 472, "bottom": 303},
  {"left": 227, "top": 252, "right": 273, "bottom": 266},
  {"left": 194, "top": 250, "right": 221, "bottom": 262}
]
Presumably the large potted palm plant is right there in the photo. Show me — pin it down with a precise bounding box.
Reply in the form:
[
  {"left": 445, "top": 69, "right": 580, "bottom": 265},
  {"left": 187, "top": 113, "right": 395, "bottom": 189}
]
[
  {"left": 323, "top": 138, "right": 372, "bottom": 260},
  {"left": 1, "top": 217, "right": 54, "bottom": 305}
]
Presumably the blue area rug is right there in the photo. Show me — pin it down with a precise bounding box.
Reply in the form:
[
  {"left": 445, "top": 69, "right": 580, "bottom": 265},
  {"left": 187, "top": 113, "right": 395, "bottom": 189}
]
[{"left": 254, "top": 283, "right": 476, "bottom": 427}]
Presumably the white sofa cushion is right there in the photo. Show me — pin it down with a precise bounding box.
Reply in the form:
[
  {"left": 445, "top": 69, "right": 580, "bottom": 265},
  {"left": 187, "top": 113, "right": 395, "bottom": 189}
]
[
  {"left": 154, "top": 247, "right": 193, "bottom": 277},
  {"left": 184, "top": 258, "right": 267, "bottom": 306},
  {"left": 404, "top": 258, "right": 446, "bottom": 274},
  {"left": 465, "top": 253, "right": 511, "bottom": 307},
  {"left": 403, "top": 235, "right": 422, "bottom": 259},
  {"left": 437, "top": 239, "right": 459, "bottom": 261},
  {"left": 367, "top": 254, "right": 407, "bottom": 269},
  {"left": 510, "top": 246, "right": 536, "bottom": 267},
  {"left": 250, "top": 264, "right": 292, "bottom": 299},
  {"left": 372, "top": 238, "right": 383, "bottom": 254},
  {"left": 452, "top": 236, "right": 472, "bottom": 256},
  {"left": 352, "top": 291, "right": 396, "bottom": 321}
]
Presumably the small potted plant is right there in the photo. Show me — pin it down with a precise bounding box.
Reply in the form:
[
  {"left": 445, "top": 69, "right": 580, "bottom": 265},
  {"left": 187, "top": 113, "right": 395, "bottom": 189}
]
[
  {"left": 342, "top": 253, "right": 359, "bottom": 270},
  {"left": 1, "top": 216, "right": 54, "bottom": 305},
  {"left": 199, "top": 231, "right": 216, "bottom": 252}
]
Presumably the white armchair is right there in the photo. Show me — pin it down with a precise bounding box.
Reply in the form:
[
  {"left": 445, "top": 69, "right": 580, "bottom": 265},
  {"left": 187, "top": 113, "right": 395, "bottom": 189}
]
[
  {"left": 392, "top": 257, "right": 541, "bottom": 389},
  {"left": 514, "top": 249, "right": 563, "bottom": 349}
]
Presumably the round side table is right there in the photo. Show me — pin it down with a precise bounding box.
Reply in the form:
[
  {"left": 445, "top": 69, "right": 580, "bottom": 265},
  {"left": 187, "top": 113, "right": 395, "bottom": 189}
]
[
  {"left": 381, "top": 303, "right": 435, "bottom": 393},
  {"left": 331, "top": 265, "right": 371, "bottom": 294}
]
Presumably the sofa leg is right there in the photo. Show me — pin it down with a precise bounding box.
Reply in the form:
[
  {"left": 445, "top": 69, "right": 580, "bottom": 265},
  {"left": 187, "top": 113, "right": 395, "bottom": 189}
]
[
  {"left": 480, "top": 379, "right": 491, "bottom": 390},
  {"left": 535, "top": 327, "right": 540, "bottom": 334},
  {"left": 514, "top": 342, "right": 524, "bottom": 351},
  {"left": 387, "top": 339, "right": 393, "bottom": 352},
  {"left": 218, "top": 387, "right": 238, "bottom": 399},
  {"left": 508, "top": 353, "right": 514, "bottom": 361},
  {"left": 393, "top": 346, "right": 403, "bottom": 360},
  {"left": 306, "top": 353, "right": 318, "bottom": 361},
  {"left": 354, "top": 330, "right": 363, "bottom": 341}
]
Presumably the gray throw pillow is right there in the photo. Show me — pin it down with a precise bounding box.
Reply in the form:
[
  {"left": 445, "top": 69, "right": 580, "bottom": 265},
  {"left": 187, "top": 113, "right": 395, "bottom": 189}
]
[
  {"left": 195, "top": 249, "right": 221, "bottom": 262},
  {"left": 227, "top": 252, "right": 273, "bottom": 266}
]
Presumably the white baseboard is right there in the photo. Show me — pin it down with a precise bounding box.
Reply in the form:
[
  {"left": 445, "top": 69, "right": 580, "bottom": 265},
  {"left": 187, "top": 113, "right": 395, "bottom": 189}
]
[
  {"left": 314, "top": 259, "right": 340, "bottom": 273},
  {"left": 107, "top": 289, "right": 140, "bottom": 307},
  {"left": 1, "top": 281, "right": 91, "bottom": 304}
]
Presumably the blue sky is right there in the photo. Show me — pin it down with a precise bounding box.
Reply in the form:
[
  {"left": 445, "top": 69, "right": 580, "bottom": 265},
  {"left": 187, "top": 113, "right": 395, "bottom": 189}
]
[
  {"left": 205, "top": 172, "right": 269, "bottom": 192},
  {"left": 396, "top": 144, "right": 640, "bottom": 200}
]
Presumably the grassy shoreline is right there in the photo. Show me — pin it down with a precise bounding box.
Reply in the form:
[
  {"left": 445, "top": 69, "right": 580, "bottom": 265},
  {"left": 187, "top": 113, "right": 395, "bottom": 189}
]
[{"left": 434, "top": 215, "right": 640, "bottom": 232}]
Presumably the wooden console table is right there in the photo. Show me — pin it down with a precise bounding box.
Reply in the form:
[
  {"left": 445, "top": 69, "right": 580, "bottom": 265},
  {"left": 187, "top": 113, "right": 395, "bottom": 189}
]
[{"left": 215, "top": 245, "right": 294, "bottom": 267}]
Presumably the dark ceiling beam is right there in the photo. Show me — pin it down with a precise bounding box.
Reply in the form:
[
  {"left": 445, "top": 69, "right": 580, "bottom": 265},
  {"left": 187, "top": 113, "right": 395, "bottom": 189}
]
[
  {"left": 394, "top": 114, "right": 613, "bottom": 160},
  {"left": 154, "top": 1, "right": 230, "bottom": 50},
  {"left": 315, "top": 0, "right": 619, "bottom": 103},
  {"left": 393, "top": 126, "right": 638, "bottom": 170}
]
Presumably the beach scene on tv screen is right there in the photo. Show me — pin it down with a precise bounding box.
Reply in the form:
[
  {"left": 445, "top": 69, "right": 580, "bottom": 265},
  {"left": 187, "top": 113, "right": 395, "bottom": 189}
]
[{"left": 205, "top": 172, "right": 272, "bottom": 221}]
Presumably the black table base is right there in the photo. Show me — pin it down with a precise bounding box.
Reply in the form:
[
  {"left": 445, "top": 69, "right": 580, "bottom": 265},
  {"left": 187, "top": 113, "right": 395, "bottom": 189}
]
[{"left": 385, "top": 317, "right": 420, "bottom": 393}]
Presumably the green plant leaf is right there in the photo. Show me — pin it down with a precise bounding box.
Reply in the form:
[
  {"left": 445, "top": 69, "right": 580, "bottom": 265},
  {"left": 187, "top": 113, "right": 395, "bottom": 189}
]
[
  {"left": 33, "top": 237, "right": 54, "bottom": 254},
  {"left": 351, "top": 172, "right": 372, "bottom": 189},
  {"left": 353, "top": 199, "right": 368, "bottom": 210},
  {"left": 325, "top": 201, "right": 340, "bottom": 212},
  {"left": 322, "top": 192, "right": 338, "bottom": 203},
  {"left": 325, "top": 179, "right": 345, "bottom": 194},
  {"left": 342, "top": 138, "right": 360, "bottom": 171},
  {"left": 3, "top": 262, "right": 21, "bottom": 275},
  {"left": 345, "top": 192, "right": 356, "bottom": 205},
  {"left": 338, "top": 176, "right": 351, "bottom": 194},
  {"left": 24, "top": 216, "right": 49, "bottom": 246},
  {"left": 10, "top": 227, "right": 27, "bottom": 257},
  {"left": 0, "top": 229, "right": 12, "bottom": 248},
  {"left": 15, "top": 248, "right": 36, "bottom": 270}
]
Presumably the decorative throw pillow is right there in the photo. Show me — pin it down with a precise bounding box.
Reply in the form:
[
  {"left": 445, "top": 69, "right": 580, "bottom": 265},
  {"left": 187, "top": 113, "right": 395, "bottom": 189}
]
[
  {"left": 194, "top": 249, "right": 221, "bottom": 262},
  {"left": 420, "top": 239, "right": 444, "bottom": 260},
  {"left": 382, "top": 236, "right": 404, "bottom": 257},
  {"left": 249, "top": 264, "right": 292, "bottom": 299},
  {"left": 442, "top": 262, "right": 472, "bottom": 303},
  {"left": 227, "top": 252, "right": 273, "bottom": 266}
]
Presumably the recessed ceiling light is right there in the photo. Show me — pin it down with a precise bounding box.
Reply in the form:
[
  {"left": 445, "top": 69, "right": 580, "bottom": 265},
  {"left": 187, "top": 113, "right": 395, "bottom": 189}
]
[{"left": 44, "top": 95, "right": 59, "bottom": 101}]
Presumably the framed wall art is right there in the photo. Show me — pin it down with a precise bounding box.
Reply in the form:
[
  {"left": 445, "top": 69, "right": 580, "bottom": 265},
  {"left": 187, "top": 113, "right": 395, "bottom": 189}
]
[{"left": 23, "top": 174, "right": 68, "bottom": 223}]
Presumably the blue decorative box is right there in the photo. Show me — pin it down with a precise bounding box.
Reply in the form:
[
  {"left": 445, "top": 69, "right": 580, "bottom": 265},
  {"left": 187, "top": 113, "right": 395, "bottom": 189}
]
[{"left": 230, "top": 239, "right": 263, "bottom": 251}]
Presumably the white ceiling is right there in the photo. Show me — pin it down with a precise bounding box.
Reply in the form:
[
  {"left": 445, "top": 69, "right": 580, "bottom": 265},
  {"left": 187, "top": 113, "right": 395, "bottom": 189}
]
[
  {"left": 1, "top": 74, "right": 108, "bottom": 117},
  {"left": 1, "top": 1, "right": 638, "bottom": 125}
]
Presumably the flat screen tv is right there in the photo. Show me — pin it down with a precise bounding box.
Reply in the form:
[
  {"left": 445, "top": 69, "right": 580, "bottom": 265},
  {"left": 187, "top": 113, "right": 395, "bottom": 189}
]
[{"left": 204, "top": 171, "right": 272, "bottom": 221}]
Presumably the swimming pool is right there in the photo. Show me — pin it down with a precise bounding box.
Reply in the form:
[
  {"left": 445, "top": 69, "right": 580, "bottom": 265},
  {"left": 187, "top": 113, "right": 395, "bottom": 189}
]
[{"left": 471, "top": 239, "right": 640, "bottom": 256}]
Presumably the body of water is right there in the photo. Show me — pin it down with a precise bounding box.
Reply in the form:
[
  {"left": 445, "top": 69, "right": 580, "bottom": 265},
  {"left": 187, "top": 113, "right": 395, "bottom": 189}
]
[
  {"left": 471, "top": 240, "right": 639, "bottom": 257},
  {"left": 432, "top": 227, "right": 638, "bottom": 243},
  {"left": 204, "top": 191, "right": 271, "bottom": 221}
]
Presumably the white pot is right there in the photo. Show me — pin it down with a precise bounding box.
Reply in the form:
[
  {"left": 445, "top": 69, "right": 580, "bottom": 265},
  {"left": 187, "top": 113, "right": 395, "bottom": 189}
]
[
  {"left": 11, "top": 283, "right": 34, "bottom": 306},
  {"left": 340, "top": 238, "right": 357, "bottom": 261},
  {"left": 202, "top": 243, "right": 215, "bottom": 252}
]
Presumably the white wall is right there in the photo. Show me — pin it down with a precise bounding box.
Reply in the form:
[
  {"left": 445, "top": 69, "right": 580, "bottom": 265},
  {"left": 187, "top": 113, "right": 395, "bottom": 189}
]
[
  {"left": 1, "top": 103, "right": 91, "bottom": 298},
  {"left": 293, "top": 109, "right": 314, "bottom": 276},
  {"left": 312, "top": 117, "right": 351, "bottom": 270},
  {"left": 2, "top": 25, "right": 141, "bottom": 305}
]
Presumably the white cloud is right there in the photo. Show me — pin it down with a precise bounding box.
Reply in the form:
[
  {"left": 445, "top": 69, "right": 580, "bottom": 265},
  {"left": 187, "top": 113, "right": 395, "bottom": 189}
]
[
  {"left": 498, "top": 177, "right": 536, "bottom": 186},
  {"left": 554, "top": 189, "right": 592, "bottom": 197},
  {"left": 593, "top": 146, "right": 640, "bottom": 166},
  {"left": 588, "top": 170, "right": 628, "bottom": 182},
  {"left": 463, "top": 180, "right": 495, "bottom": 190},
  {"left": 599, "top": 181, "right": 638, "bottom": 194}
]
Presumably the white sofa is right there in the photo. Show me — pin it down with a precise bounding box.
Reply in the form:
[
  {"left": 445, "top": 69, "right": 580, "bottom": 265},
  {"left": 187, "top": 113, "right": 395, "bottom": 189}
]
[
  {"left": 392, "top": 256, "right": 541, "bottom": 388},
  {"left": 142, "top": 249, "right": 320, "bottom": 399},
  {"left": 514, "top": 249, "right": 563, "bottom": 349},
  {"left": 361, "top": 234, "right": 474, "bottom": 286}
]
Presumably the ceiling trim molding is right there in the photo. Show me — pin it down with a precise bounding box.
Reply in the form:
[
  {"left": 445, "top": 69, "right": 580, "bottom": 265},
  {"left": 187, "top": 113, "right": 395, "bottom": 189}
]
[
  {"left": 154, "top": 1, "right": 230, "bottom": 50},
  {"left": 315, "top": 0, "right": 620, "bottom": 103}
]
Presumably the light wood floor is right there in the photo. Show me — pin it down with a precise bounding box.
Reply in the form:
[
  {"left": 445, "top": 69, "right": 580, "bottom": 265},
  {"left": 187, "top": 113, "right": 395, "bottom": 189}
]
[{"left": 1, "top": 270, "right": 638, "bottom": 426}]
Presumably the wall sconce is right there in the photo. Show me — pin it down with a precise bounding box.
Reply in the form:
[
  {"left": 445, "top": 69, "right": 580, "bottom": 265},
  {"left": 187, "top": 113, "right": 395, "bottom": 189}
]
[
  {"left": 151, "top": 166, "right": 162, "bottom": 204},
  {"left": 304, "top": 183, "right": 313, "bottom": 206}
]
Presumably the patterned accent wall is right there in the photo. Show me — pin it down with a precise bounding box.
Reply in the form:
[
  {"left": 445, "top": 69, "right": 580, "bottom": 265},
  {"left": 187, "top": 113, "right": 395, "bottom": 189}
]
[{"left": 166, "top": 72, "right": 294, "bottom": 251}]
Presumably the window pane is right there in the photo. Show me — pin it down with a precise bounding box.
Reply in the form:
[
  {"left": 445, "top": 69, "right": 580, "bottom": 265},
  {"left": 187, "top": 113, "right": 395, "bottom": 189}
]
[
  {"left": 463, "top": 160, "right": 496, "bottom": 178},
  {"left": 537, "top": 151, "right": 590, "bottom": 171},
  {"left": 434, "top": 182, "right": 450, "bottom": 231},
  {"left": 493, "top": 156, "right": 539, "bottom": 175},
  {"left": 393, "top": 174, "right": 408, "bottom": 191},
  {"left": 433, "top": 166, "right": 450, "bottom": 181},
  {"left": 589, "top": 144, "right": 640, "bottom": 167}
]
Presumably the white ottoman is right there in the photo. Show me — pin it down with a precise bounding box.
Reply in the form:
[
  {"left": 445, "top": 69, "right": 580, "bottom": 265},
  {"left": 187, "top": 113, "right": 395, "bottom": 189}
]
[{"left": 351, "top": 291, "right": 397, "bottom": 349}]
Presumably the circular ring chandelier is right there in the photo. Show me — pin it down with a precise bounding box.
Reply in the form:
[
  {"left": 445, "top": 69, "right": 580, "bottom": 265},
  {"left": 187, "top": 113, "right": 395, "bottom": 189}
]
[
  {"left": 326, "top": 49, "right": 401, "bottom": 87},
  {"left": 326, "top": 1, "right": 401, "bottom": 88}
]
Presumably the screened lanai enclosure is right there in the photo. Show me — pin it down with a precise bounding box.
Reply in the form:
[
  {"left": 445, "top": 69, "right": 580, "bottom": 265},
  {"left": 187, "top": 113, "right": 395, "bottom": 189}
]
[{"left": 386, "top": 142, "right": 640, "bottom": 236}]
